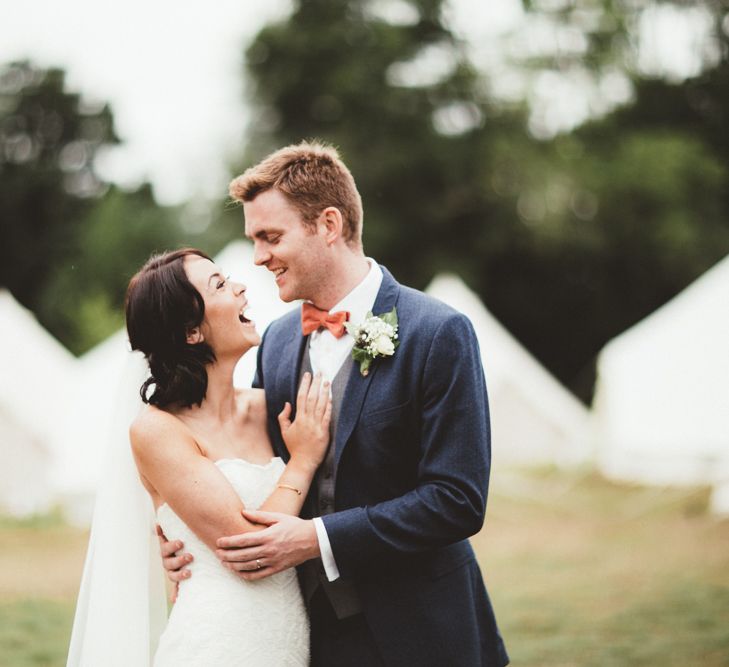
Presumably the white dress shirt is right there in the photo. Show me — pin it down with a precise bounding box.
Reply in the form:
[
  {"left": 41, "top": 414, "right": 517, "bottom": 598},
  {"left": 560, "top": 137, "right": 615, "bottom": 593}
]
[{"left": 311, "top": 259, "right": 383, "bottom": 581}]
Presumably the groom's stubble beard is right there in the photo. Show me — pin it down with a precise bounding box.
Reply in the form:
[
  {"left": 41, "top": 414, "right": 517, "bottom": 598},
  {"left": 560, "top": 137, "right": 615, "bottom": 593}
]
[
  {"left": 280, "top": 239, "right": 340, "bottom": 306},
  {"left": 275, "top": 254, "right": 325, "bottom": 305},
  {"left": 283, "top": 263, "right": 331, "bottom": 306}
]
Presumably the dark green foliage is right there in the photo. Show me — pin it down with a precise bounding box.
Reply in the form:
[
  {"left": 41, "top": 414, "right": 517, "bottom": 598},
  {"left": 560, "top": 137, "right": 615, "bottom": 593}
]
[
  {"left": 237, "top": 0, "right": 729, "bottom": 400},
  {"left": 0, "top": 61, "right": 183, "bottom": 353},
  {"left": 3, "top": 1, "right": 729, "bottom": 391},
  {"left": 239, "top": 0, "right": 519, "bottom": 289},
  {"left": 38, "top": 184, "right": 185, "bottom": 352},
  {"left": 0, "top": 62, "right": 115, "bottom": 311}
]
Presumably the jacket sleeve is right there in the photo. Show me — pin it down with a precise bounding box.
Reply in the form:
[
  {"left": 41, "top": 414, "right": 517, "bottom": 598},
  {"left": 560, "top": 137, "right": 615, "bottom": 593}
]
[{"left": 321, "top": 312, "right": 491, "bottom": 576}]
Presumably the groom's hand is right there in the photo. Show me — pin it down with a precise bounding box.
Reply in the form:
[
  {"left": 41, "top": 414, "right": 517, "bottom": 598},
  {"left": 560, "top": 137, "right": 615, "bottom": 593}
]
[
  {"left": 215, "top": 510, "right": 320, "bottom": 581},
  {"left": 157, "top": 525, "right": 193, "bottom": 602}
]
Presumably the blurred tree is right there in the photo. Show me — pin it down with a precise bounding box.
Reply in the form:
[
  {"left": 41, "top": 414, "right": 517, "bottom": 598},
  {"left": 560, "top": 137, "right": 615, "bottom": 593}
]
[
  {"left": 0, "top": 61, "right": 182, "bottom": 353},
  {"left": 233, "top": 0, "right": 729, "bottom": 401},
  {"left": 39, "top": 184, "right": 186, "bottom": 352},
  {"left": 504, "top": 0, "right": 729, "bottom": 395},
  {"left": 0, "top": 61, "right": 115, "bottom": 308},
  {"left": 236, "top": 0, "right": 527, "bottom": 287},
  {"left": 480, "top": 127, "right": 728, "bottom": 398}
]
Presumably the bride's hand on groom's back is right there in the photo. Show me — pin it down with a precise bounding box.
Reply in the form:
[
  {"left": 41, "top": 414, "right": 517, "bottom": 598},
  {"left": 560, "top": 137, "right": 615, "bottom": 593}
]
[
  {"left": 278, "top": 372, "right": 332, "bottom": 470},
  {"left": 157, "top": 524, "right": 193, "bottom": 602}
]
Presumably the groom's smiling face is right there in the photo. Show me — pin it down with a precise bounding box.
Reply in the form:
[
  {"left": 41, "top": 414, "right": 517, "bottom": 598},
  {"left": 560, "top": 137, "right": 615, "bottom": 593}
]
[{"left": 244, "top": 188, "right": 329, "bottom": 304}]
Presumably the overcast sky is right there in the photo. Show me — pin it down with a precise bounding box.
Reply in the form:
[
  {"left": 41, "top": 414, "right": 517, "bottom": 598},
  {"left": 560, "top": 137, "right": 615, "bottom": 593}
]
[{"left": 1, "top": 0, "right": 707, "bottom": 205}]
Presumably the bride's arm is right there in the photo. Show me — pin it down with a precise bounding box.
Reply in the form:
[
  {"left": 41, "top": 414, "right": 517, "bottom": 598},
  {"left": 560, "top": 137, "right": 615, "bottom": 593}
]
[
  {"left": 131, "top": 411, "right": 259, "bottom": 553},
  {"left": 131, "top": 374, "right": 331, "bottom": 554},
  {"left": 246, "top": 373, "right": 333, "bottom": 514}
]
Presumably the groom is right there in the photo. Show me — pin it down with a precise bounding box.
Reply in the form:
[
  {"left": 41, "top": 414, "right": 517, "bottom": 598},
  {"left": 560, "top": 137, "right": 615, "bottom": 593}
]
[{"left": 166, "top": 141, "right": 508, "bottom": 666}]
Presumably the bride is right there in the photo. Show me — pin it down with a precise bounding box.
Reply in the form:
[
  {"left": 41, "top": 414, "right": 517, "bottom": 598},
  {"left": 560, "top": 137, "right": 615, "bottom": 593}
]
[{"left": 68, "top": 247, "right": 330, "bottom": 666}]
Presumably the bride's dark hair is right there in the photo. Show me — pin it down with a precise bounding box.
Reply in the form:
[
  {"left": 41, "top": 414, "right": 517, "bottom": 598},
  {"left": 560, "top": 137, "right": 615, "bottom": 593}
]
[{"left": 125, "top": 248, "right": 216, "bottom": 408}]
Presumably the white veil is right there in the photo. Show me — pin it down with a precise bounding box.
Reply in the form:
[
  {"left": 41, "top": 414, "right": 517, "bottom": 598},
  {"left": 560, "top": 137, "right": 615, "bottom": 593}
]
[{"left": 67, "top": 346, "right": 167, "bottom": 666}]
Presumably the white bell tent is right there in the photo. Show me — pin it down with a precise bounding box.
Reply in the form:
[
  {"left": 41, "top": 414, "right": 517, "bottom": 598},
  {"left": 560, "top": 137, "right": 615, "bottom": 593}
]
[
  {"left": 592, "top": 255, "right": 729, "bottom": 512},
  {"left": 0, "top": 290, "right": 78, "bottom": 516},
  {"left": 54, "top": 330, "right": 149, "bottom": 524},
  {"left": 426, "top": 275, "right": 591, "bottom": 468}
]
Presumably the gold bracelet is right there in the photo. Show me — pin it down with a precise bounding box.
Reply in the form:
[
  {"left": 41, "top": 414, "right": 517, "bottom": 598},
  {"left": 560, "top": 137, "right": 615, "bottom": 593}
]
[{"left": 277, "top": 483, "right": 302, "bottom": 496}]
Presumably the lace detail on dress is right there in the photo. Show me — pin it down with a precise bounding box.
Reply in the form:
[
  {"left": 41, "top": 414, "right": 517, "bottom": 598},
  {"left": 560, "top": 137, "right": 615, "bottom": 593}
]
[{"left": 153, "top": 458, "right": 309, "bottom": 667}]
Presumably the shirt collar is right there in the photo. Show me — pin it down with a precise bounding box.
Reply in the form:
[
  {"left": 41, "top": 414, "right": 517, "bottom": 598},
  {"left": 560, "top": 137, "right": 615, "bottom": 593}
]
[{"left": 329, "top": 258, "right": 383, "bottom": 326}]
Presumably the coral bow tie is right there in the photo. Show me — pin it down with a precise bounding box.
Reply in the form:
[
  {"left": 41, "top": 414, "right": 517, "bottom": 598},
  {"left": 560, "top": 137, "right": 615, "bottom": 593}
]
[{"left": 301, "top": 303, "right": 350, "bottom": 338}]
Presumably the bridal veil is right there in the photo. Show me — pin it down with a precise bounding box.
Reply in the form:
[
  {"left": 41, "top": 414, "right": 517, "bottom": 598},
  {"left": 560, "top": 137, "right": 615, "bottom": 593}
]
[{"left": 67, "top": 345, "right": 167, "bottom": 666}]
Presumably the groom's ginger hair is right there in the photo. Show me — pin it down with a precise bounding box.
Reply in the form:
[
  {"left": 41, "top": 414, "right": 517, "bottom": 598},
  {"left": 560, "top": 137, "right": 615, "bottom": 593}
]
[{"left": 229, "top": 141, "right": 363, "bottom": 248}]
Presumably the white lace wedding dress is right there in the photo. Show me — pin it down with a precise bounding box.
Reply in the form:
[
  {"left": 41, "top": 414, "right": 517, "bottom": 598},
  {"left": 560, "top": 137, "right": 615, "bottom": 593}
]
[{"left": 153, "top": 457, "right": 309, "bottom": 667}]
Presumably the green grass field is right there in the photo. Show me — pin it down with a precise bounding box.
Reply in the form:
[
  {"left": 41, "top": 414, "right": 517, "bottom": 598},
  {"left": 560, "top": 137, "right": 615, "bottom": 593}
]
[
  {"left": 478, "top": 469, "right": 729, "bottom": 666},
  {"left": 0, "top": 511, "right": 88, "bottom": 667},
  {"left": 1, "top": 469, "right": 728, "bottom": 666}
]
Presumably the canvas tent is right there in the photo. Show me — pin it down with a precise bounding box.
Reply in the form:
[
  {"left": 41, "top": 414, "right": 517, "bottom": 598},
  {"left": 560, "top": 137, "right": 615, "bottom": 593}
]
[
  {"left": 53, "top": 330, "right": 149, "bottom": 524},
  {"left": 0, "top": 402, "right": 53, "bottom": 516},
  {"left": 592, "top": 254, "right": 729, "bottom": 512},
  {"left": 426, "top": 274, "right": 591, "bottom": 468},
  {"left": 0, "top": 289, "right": 78, "bottom": 516}
]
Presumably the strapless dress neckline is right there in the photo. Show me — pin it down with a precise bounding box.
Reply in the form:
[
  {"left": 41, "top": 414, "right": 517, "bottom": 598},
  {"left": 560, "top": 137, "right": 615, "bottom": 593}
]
[{"left": 153, "top": 455, "right": 308, "bottom": 666}]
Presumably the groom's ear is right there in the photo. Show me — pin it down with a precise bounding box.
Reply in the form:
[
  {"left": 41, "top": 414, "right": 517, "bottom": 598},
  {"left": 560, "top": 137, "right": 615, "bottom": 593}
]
[
  {"left": 319, "top": 206, "right": 343, "bottom": 246},
  {"left": 186, "top": 327, "right": 204, "bottom": 345}
]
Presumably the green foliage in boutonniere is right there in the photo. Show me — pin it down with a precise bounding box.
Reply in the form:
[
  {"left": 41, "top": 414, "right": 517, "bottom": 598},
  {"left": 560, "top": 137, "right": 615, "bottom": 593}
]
[{"left": 344, "top": 307, "right": 399, "bottom": 376}]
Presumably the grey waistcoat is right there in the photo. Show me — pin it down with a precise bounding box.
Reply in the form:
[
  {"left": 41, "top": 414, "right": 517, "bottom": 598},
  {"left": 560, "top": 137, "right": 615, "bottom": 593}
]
[{"left": 299, "top": 339, "right": 363, "bottom": 619}]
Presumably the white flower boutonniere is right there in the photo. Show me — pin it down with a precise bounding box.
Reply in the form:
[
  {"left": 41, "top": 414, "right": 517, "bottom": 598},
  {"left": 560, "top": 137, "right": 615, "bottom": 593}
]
[{"left": 345, "top": 307, "right": 399, "bottom": 376}]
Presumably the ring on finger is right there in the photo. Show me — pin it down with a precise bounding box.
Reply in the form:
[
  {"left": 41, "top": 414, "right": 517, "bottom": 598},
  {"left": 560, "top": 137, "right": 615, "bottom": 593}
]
[{"left": 256, "top": 558, "right": 262, "bottom": 570}]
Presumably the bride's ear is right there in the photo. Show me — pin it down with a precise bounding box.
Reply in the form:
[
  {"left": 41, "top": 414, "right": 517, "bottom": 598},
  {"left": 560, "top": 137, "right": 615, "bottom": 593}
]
[{"left": 186, "top": 327, "right": 204, "bottom": 345}]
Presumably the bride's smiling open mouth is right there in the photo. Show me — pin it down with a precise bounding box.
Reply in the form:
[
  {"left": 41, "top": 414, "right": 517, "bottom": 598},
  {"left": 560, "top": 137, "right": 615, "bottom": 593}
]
[{"left": 238, "top": 306, "right": 254, "bottom": 326}]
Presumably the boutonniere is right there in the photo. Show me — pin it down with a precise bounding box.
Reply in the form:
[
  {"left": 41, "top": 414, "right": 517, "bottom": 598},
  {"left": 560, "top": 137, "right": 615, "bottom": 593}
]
[{"left": 345, "top": 307, "right": 399, "bottom": 376}]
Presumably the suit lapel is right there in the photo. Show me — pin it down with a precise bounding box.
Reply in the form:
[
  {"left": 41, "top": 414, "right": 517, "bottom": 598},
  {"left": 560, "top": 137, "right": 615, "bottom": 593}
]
[
  {"left": 276, "top": 322, "right": 309, "bottom": 413},
  {"left": 334, "top": 266, "right": 400, "bottom": 469}
]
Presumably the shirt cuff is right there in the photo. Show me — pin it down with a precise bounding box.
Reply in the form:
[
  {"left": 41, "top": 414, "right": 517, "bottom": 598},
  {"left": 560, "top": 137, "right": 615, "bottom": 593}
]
[{"left": 313, "top": 516, "right": 341, "bottom": 581}]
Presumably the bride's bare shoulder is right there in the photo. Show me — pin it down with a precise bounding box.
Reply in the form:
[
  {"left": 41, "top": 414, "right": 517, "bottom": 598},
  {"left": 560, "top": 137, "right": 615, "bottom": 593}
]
[{"left": 129, "top": 405, "right": 186, "bottom": 448}]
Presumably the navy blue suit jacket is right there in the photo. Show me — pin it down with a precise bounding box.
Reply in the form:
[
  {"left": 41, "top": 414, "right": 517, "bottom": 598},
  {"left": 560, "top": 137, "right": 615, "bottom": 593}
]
[{"left": 254, "top": 267, "right": 508, "bottom": 666}]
